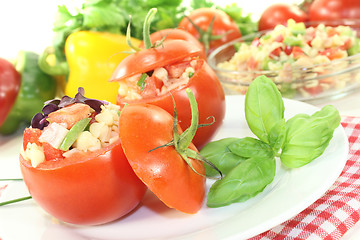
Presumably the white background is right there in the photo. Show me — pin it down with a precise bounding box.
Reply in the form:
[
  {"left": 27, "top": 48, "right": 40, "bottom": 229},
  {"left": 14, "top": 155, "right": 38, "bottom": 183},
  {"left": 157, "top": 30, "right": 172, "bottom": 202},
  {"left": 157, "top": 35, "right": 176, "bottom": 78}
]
[{"left": 0, "top": 0, "right": 301, "bottom": 59}]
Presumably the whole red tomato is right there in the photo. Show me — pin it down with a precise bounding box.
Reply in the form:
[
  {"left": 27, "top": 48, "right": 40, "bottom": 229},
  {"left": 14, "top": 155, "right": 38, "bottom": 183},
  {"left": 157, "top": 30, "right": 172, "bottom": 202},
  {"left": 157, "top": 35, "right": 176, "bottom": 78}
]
[
  {"left": 258, "top": 3, "right": 308, "bottom": 31},
  {"left": 309, "top": 0, "right": 360, "bottom": 21},
  {"left": 119, "top": 103, "right": 206, "bottom": 214},
  {"left": 141, "top": 28, "right": 206, "bottom": 59},
  {"left": 111, "top": 40, "right": 226, "bottom": 149},
  {"left": 178, "top": 8, "right": 242, "bottom": 55},
  {"left": 20, "top": 128, "right": 147, "bottom": 225},
  {"left": 0, "top": 58, "right": 20, "bottom": 126}
]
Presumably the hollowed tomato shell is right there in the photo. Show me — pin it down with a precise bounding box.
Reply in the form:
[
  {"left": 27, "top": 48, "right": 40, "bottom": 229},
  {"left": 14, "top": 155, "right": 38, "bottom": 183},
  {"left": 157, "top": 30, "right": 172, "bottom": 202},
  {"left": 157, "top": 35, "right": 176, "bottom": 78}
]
[
  {"left": 111, "top": 40, "right": 225, "bottom": 149},
  {"left": 20, "top": 140, "right": 147, "bottom": 225}
]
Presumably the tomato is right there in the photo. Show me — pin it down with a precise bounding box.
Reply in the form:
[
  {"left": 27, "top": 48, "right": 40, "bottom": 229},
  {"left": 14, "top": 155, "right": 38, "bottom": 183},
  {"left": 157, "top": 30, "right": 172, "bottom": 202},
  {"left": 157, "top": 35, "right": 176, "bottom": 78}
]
[
  {"left": 141, "top": 28, "right": 206, "bottom": 59},
  {"left": 119, "top": 103, "right": 206, "bottom": 214},
  {"left": 303, "top": 84, "right": 323, "bottom": 95},
  {"left": 258, "top": 3, "right": 308, "bottom": 31},
  {"left": 319, "top": 48, "right": 345, "bottom": 60},
  {"left": 309, "top": 0, "right": 360, "bottom": 22},
  {"left": 292, "top": 46, "right": 305, "bottom": 59},
  {"left": 178, "top": 8, "right": 242, "bottom": 55},
  {"left": 0, "top": 58, "right": 21, "bottom": 127},
  {"left": 111, "top": 40, "right": 226, "bottom": 149},
  {"left": 20, "top": 128, "right": 147, "bottom": 225}
]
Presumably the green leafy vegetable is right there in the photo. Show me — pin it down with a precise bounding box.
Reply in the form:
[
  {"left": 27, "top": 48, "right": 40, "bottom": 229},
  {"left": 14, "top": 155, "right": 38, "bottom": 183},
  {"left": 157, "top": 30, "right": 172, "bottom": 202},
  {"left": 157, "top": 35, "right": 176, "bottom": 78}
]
[
  {"left": 200, "top": 138, "right": 245, "bottom": 177},
  {"left": 228, "top": 137, "right": 274, "bottom": 159},
  {"left": 280, "top": 105, "right": 341, "bottom": 168},
  {"left": 49, "top": 0, "right": 257, "bottom": 74},
  {"left": 245, "top": 75, "right": 285, "bottom": 147},
  {"left": 204, "top": 75, "right": 340, "bottom": 208},
  {"left": 207, "top": 156, "right": 276, "bottom": 208}
]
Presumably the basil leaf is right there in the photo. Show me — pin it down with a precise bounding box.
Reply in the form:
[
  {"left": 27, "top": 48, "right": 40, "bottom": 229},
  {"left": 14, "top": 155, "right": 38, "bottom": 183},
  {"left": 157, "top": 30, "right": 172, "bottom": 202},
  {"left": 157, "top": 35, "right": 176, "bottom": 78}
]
[
  {"left": 245, "top": 76, "right": 285, "bottom": 146},
  {"left": 228, "top": 137, "right": 274, "bottom": 159},
  {"left": 268, "top": 118, "right": 286, "bottom": 152},
  {"left": 207, "top": 156, "right": 276, "bottom": 208},
  {"left": 200, "top": 138, "right": 245, "bottom": 177},
  {"left": 280, "top": 105, "right": 341, "bottom": 168}
]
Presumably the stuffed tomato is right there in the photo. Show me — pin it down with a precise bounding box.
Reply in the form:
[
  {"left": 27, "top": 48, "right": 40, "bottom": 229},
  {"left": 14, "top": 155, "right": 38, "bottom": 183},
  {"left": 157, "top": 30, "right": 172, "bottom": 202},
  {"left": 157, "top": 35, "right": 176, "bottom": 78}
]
[
  {"left": 19, "top": 88, "right": 146, "bottom": 225},
  {"left": 111, "top": 39, "right": 226, "bottom": 149}
]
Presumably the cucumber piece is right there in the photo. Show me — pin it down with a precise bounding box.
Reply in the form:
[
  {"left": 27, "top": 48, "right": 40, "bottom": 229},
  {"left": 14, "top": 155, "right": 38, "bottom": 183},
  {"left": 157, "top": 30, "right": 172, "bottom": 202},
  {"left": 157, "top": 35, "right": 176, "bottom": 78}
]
[{"left": 59, "top": 118, "right": 91, "bottom": 151}]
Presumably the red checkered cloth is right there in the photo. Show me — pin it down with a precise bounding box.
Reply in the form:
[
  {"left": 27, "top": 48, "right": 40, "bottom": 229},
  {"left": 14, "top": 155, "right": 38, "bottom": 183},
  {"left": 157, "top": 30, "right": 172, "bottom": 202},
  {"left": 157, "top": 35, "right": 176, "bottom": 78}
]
[{"left": 251, "top": 116, "right": 360, "bottom": 240}]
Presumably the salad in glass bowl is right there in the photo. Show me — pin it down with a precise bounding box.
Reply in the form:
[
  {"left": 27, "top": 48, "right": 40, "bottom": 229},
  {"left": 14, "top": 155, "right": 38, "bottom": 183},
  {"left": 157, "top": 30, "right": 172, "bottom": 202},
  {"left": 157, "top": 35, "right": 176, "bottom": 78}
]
[{"left": 208, "top": 19, "right": 360, "bottom": 101}]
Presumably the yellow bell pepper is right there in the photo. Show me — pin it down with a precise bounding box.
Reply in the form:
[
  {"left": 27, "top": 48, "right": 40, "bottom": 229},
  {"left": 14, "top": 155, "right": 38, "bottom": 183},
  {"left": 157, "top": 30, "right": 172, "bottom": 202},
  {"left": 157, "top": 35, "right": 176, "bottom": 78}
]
[{"left": 65, "top": 31, "right": 140, "bottom": 103}]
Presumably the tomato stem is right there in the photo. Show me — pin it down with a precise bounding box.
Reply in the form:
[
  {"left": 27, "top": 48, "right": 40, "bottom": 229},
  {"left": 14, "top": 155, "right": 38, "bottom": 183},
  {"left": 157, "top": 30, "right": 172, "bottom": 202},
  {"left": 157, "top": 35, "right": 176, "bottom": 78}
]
[
  {"left": 148, "top": 88, "right": 222, "bottom": 179},
  {"left": 178, "top": 89, "right": 199, "bottom": 150},
  {"left": 143, "top": 8, "right": 157, "bottom": 49},
  {"left": 186, "top": 149, "right": 223, "bottom": 180},
  {"left": 0, "top": 196, "right": 32, "bottom": 206},
  {"left": 126, "top": 16, "right": 142, "bottom": 52},
  {"left": 184, "top": 15, "right": 232, "bottom": 55}
]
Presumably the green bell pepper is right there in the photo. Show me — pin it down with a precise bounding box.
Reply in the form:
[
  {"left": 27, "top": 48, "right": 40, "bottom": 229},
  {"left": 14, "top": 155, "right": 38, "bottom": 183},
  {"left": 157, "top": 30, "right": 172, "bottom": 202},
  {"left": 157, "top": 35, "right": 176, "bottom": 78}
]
[{"left": 0, "top": 51, "right": 56, "bottom": 135}]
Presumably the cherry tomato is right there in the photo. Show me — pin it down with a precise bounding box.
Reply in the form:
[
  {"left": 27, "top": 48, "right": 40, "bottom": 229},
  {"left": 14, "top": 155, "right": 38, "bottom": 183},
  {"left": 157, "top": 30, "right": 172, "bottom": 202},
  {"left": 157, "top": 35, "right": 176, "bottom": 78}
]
[
  {"left": 119, "top": 103, "right": 206, "bottom": 214},
  {"left": 309, "top": 0, "right": 360, "bottom": 22},
  {"left": 258, "top": 3, "right": 308, "bottom": 31},
  {"left": 111, "top": 40, "right": 226, "bottom": 149},
  {"left": 20, "top": 128, "right": 147, "bottom": 225},
  {"left": 178, "top": 8, "right": 242, "bottom": 55},
  {"left": 141, "top": 28, "right": 206, "bottom": 59},
  {"left": 0, "top": 58, "right": 21, "bottom": 127}
]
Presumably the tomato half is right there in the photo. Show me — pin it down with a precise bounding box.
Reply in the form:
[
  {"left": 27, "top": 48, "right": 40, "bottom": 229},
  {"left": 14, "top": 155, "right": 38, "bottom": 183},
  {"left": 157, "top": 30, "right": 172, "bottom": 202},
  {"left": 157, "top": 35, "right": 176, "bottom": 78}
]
[
  {"left": 178, "top": 8, "right": 242, "bottom": 54},
  {"left": 258, "top": 3, "right": 308, "bottom": 31},
  {"left": 119, "top": 103, "right": 206, "bottom": 214},
  {"left": 0, "top": 58, "right": 21, "bottom": 127},
  {"left": 141, "top": 28, "right": 206, "bottom": 60},
  {"left": 20, "top": 128, "right": 147, "bottom": 225},
  {"left": 111, "top": 40, "right": 226, "bottom": 149}
]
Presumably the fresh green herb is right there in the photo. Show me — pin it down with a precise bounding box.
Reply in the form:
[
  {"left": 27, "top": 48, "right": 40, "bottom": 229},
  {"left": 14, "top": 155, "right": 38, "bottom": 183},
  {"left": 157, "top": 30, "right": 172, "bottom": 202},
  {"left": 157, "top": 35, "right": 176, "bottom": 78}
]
[
  {"left": 280, "top": 105, "right": 341, "bottom": 168},
  {"left": 0, "top": 179, "right": 24, "bottom": 181},
  {"left": 0, "top": 196, "right": 32, "bottom": 206},
  {"left": 188, "top": 72, "right": 194, "bottom": 78},
  {"left": 137, "top": 73, "right": 148, "bottom": 91},
  {"left": 59, "top": 118, "right": 91, "bottom": 151},
  {"left": 244, "top": 75, "right": 285, "bottom": 150},
  {"left": 0, "top": 179, "right": 32, "bottom": 206},
  {"left": 200, "top": 138, "right": 245, "bottom": 177},
  {"left": 202, "top": 75, "right": 340, "bottom": 208},
  {"left": 47, "top": 0, "right": 257, "bottom": 76},
  {"left": 207, "top": 156, "right": 276, "bottom": 208},
  {"left": 228, "top": 137, "right": 275, "bottom": 159}
]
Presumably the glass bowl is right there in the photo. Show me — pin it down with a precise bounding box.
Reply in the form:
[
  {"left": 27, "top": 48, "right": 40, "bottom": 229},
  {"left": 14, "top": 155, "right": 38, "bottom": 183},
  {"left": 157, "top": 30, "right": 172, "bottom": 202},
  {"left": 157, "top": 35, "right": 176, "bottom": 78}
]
[{"left": 207, "top": 20, "right": 360, "bottom": 102}]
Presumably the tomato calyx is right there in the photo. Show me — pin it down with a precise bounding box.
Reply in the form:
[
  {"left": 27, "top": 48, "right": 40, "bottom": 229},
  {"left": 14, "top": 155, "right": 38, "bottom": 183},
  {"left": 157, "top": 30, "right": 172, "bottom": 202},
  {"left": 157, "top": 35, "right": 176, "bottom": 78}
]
[
  {"left": 183, "top": 15, "right": 232, "bottom": 56},
  {"left": 126, "top": 8, "right": 168, "bottom": 52},
  {"left": 149, "top": 88, "right": 222, "bottom": 179}
]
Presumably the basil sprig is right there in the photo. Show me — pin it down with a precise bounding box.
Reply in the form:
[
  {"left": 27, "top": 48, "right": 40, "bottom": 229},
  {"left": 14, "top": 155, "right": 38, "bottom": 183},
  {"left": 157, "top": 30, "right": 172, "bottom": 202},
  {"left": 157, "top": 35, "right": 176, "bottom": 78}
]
[{"left": 201, "top": 75, "right": 341, "bottom": 208}]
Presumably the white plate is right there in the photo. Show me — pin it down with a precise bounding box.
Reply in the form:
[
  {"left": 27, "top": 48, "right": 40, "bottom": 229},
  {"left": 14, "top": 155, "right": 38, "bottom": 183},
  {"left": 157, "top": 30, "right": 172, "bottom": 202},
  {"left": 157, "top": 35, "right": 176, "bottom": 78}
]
[{"left": 0, "top": 95, "right": 349, "bottom": 240}]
